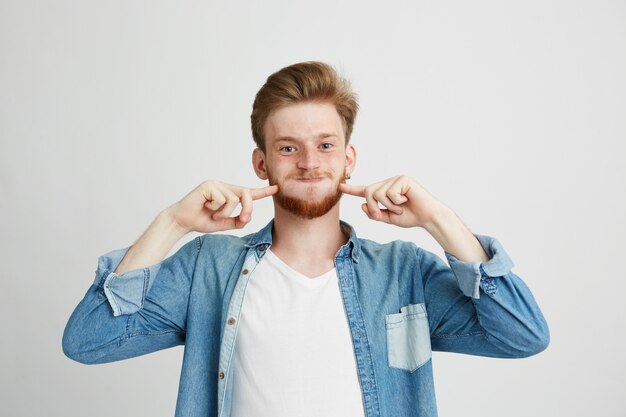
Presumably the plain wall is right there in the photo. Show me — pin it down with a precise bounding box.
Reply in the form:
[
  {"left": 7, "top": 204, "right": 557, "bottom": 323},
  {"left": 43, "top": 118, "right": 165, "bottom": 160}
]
[{"left": 1, "top": 0, "right": 624, "bottom": 416}]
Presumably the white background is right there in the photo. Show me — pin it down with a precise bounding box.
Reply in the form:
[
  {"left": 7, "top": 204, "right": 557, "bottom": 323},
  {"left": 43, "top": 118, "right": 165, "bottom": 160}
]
[{"left": 1, "top": 1, "right": 624, "bottom": 416}]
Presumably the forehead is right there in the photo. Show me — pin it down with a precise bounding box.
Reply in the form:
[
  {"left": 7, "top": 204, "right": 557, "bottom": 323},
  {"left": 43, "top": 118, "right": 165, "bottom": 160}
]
[{"left": 264, "top": 102, "right": 345, "bottom": 144}]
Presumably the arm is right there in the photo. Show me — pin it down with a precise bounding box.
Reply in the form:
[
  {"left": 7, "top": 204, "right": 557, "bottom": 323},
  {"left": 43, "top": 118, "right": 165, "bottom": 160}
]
[
  {"left": 112, "top": 208, "right": 187, "bottom": 276},
  {"left": 62, "top": 235, "right": 201, "bottom": 364},
  {"left": 62, "top": 181, "right": 278, "bottom": 364},
  {"left": 340, "top": 176, "right": 550, "bottom": 358},
  {"left": 115, "top": 180, "right": 277, "bottom": 275},
  {"left": 419, "top": 234, "right": 550, "bottom": 358},
  {"left": 423, "top": 205, "right": 489, "bottom": 263}
]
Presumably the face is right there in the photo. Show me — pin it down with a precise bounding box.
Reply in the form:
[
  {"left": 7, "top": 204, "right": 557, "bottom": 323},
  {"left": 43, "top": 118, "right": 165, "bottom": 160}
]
[{"left": 253, "top": 101, "right": 356, "bottom": 219}]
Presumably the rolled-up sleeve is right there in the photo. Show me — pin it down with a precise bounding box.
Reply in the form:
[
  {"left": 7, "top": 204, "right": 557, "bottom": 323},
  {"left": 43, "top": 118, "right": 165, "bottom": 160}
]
[
  {"left": 444, "top": 234, "right": 515, "bottom": 299},
  {"left": 421, "top": 234, "right": 550, "bottom": 358},
  {"left": 63, "top": 236, "right": 202, "bottom": 364},
  {"left": 93, "top": 248, "right": 164, "bottom": 316}
]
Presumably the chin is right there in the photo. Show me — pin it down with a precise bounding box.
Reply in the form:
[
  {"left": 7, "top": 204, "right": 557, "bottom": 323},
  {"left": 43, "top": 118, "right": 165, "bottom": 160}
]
[{"left": 275, "top": 188, "right": 343, "bottom": 219}]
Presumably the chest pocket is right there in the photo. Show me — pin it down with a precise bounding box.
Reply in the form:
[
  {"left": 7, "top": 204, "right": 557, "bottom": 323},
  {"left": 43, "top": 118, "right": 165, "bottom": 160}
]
[{"left": 385, "top": 303, "right": 432, "bottom": 372}]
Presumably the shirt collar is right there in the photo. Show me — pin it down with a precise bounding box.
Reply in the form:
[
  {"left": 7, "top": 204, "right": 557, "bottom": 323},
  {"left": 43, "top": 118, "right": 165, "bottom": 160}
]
[{"left": 245, "top": 218, "right": 361, "bottom": 263}]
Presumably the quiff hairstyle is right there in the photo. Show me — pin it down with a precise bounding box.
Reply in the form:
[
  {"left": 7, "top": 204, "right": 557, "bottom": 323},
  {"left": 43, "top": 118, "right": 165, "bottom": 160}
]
[{"left": 250, "top": 61, "right": 359, "bottom": 152}]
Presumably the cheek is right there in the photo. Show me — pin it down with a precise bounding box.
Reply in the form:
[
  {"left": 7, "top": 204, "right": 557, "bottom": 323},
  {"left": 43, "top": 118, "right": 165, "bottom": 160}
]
[{"left": 329, "top": 154, "right": 347, "bottom": 169}]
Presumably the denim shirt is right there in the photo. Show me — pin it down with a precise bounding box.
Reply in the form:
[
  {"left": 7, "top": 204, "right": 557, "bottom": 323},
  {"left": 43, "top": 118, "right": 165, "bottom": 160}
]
[{"left": 62, "top": 219, "right": 549, "bottom": 417}]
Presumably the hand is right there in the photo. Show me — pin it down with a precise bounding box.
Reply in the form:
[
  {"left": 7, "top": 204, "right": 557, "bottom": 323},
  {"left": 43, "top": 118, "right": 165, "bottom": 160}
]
[
  {"left": 167, "top": 180, "right": 278, "bottom": 234},
  {"left": 339, "top": 175, "right": 447, "bottom": 229}
]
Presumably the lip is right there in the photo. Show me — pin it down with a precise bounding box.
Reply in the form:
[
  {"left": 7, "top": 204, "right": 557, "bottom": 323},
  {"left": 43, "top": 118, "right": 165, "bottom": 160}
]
[{"left": 295, "top": 177, "right": 325, "bottom": 182}]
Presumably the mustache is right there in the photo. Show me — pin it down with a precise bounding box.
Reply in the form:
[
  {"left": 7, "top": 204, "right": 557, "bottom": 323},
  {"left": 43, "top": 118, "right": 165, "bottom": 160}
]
[{"left": 285, "top": 171, "right": 334, "bottom": 180}]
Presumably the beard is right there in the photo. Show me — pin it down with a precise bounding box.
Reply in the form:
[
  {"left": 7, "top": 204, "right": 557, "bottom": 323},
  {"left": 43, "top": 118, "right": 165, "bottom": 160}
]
[{"left": 267, "top": 169, "right": 344, "bottom": 219}]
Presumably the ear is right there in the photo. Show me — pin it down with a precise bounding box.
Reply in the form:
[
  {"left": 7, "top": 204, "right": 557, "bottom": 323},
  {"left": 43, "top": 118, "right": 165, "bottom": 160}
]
[
  {"left": 345, "top": 143, "right": 357, "bottom": 177},
  {"left": 252, "top": 148, "right": 269, "bottom": 180}
]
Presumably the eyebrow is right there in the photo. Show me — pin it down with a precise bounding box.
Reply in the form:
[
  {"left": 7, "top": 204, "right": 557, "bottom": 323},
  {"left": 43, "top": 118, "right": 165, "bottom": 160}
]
[{"left": 273, "top": 133, "right": 338, "bottom": 143}]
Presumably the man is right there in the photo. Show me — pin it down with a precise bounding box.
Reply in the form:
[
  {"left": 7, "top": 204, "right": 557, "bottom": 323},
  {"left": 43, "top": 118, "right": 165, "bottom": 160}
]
[{"left": 63, "top": 61, "right": 549, "bottom": 417}]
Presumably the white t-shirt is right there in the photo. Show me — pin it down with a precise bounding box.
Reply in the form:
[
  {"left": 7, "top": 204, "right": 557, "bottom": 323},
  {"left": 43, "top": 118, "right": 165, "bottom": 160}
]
[{"left": 231, "top": 249, "right": 366, "bottom": 417}]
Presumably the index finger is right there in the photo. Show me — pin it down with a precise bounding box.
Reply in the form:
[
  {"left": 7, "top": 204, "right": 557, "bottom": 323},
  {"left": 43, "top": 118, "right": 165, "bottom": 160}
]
[
  {"left": 339, "top": 183, "right": 366, "bottom": 197},
  {"left": 250, "top": 185, "right": 279, "bottom": 200}
]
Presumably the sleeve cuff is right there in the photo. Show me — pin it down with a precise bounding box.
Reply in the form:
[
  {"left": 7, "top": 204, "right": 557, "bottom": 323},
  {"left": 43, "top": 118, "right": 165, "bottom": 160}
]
[
  {"left": 444, "top": 234, "right": 515, "bottom": 299},
  {"left": 93, "top": 247, "right": 163, "bottom": 316}
]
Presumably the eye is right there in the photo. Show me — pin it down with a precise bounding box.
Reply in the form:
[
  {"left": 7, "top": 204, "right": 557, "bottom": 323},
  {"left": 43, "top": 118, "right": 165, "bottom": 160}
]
[
  {"left": 280, "top": 145, "right": 296, "bottom": 153},
  {"left": 320, "top": 143, "right": 333, "bottom": 150}
]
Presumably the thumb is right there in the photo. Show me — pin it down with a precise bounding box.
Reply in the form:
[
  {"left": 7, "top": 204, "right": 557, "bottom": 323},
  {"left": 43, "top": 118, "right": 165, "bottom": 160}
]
[{"left": 362, "top": 204, "right": 391, "bottom": 223}]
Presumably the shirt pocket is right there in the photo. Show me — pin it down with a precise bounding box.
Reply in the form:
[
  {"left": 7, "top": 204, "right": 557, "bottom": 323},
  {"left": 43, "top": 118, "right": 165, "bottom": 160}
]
[{"left": 385, "top": 303, "right": 432, "bottom": 372}]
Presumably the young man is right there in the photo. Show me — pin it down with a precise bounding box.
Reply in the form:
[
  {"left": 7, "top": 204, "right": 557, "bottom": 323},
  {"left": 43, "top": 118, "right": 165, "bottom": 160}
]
[{"left": 63, "top": 62, "right": 549, "bottom": 417}]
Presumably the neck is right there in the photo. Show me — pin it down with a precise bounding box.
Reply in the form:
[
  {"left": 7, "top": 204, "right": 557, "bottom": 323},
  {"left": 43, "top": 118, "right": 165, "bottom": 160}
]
[{"left": 270, "top": 201, "right": 349, "bottom": 262}]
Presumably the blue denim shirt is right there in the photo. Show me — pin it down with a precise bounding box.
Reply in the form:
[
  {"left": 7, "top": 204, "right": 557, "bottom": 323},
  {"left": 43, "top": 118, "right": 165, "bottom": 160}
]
[{"left": 63, "top": 219, "right": 549, "bottom": 417}]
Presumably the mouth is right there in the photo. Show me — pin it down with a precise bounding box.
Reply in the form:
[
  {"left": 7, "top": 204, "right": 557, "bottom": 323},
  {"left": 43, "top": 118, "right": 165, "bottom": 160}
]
[{"left": 295, "top": 177, "right": 325, "bottom": 183}]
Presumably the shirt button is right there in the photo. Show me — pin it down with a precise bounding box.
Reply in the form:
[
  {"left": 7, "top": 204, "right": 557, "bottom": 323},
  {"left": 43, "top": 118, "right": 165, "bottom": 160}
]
[
  {"left": 242, "top": 268, "right": 249, "bottom": 275},
  {"left": 259, "top": 245, "right": 267, "bottom": 251},
  {"left": 227, "top": 318, "right": 236, "bottom": 325},
  {"left": 218, "top": 372, "right": 225, "bottom": 379}
]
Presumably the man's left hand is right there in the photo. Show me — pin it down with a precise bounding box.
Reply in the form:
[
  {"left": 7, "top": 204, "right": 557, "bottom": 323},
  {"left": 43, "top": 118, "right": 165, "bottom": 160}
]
[{"left": 339, "top": 175, "right": 447, "bottom": 229}]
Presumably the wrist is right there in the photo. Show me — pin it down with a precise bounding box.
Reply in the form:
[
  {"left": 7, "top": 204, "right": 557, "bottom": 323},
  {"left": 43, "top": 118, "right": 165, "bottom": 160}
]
[
  {"left": 159, "top": 206, "right": 190, "bottom": 238},
  {"left": 423, "top": 204, "right": 454, "bottom": 234},
  {"left": 114, "top": 208, "right": 189, "bottom": 275},
  {"left": 422, "top": 205, "right": 489, "bottom": 262}
]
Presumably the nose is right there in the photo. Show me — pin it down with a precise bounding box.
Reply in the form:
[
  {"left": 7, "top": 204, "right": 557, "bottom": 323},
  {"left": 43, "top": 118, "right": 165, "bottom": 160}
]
[{"left": 296, "top": 146, "right": 320, "bottom": 170}]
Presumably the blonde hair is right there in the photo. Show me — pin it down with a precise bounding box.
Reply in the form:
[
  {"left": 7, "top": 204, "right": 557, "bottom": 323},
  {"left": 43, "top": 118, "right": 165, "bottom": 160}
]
[{"left": 250, "top": 61, "right": 358, "bottom": 151}]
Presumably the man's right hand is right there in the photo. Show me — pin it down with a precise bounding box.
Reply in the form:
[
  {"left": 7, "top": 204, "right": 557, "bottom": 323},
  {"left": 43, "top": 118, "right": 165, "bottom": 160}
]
[
  {"left": 113, "top": 180, "right": 277, "bottom": 275},
  {"left": 167, "top": 180, "right": 279, "bottom": 234}
]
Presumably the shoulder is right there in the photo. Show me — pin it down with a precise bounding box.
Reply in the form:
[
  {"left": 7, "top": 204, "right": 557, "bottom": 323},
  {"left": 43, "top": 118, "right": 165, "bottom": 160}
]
[
  {"left": 195, "top": 232, "right": 252, "bottom": 265},
  {"left": 198, "top": 232, "right": 250, "bottom": 250},
  {"left": 357, "top": 237, "right": 419, "bottom": 259}
]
